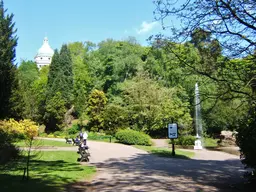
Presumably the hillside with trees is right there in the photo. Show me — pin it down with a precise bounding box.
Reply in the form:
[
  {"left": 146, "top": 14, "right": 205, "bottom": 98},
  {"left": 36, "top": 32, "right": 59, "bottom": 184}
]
[{"left": 1, "top": 0, "right": 255, "bottom": 185}]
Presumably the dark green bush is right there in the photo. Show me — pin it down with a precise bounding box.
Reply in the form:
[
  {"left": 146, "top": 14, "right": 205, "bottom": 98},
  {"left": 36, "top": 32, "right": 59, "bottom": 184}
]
[
  {"left": 53, "top": 131, "right": 62, "bottom": 137},
  {"left": 172, "top": 135, "right": 196, "bottom": 146},
  {"left": 0, "top": 130, "right": 20, "bottom": 165},
  {"left": 115, "top": 129, "right": 152, "bottom": 146},
  {"left": 236, "top": 106, "right": 256, "bottom": 178},
  {"left": 68, "top": 124, "right": 80, "bottom": 135}
]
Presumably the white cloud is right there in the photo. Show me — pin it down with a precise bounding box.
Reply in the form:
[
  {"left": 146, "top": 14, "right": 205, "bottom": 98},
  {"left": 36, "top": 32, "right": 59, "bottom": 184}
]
[{"left": 136, "top": 21, "right": 158, "bottom": 34}]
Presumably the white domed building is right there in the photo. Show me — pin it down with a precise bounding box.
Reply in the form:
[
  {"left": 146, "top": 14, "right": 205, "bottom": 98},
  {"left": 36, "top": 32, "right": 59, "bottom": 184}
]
[{"left": 35, "top": 37, "right": 54, "bottom": 69}]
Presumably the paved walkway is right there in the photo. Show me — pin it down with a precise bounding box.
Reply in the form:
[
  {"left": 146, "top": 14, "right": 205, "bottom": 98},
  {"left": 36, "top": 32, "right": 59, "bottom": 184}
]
[{"left": 35, "top": 138, "right": 248, "bottom": 192}]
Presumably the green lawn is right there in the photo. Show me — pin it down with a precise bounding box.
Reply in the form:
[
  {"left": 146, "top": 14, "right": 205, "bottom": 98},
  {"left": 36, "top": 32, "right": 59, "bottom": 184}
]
[
  {"left": 134, "top": 145, "right": 195, "bottom": 159},
  {"left": 39, "top": 133, "right": 117, "bottom": 143},
  {"left": 15, "top": 139, "right": 75, "bottom": 147},
  {"left": 203, "top": 137, "right": 218, "bottom": 147},
  {"left": 0, "top": 151, "right": 96, "bottom": 192}
]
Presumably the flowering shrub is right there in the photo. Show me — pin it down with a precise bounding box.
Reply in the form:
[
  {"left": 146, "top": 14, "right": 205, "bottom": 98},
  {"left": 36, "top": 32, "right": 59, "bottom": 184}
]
[{"left": 0, "top": 119, "right": 38, "bottom": 139}]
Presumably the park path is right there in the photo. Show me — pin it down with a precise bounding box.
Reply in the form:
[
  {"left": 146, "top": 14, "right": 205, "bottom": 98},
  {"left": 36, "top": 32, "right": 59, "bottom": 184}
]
[{"left": 35, "top": 137, "right": 249, "bottom": 192}]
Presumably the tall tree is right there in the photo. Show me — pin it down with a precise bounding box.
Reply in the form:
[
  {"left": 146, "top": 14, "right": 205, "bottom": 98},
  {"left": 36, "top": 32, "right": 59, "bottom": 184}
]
[
  {"left": 17, "top": 60, "right": 39, "bottom": 119},
  {"left": 0, "top": 0, "right": 18, "bottom": 119},
  {"left": 87, "top": 89, "right": 107, "bottom": 132},
  {"left": 59, "top": 44, "right": 73, "bottom": 107},
  {"left": 154, "top": 0, "right": 256, "bottom": 176},
  {"left": 46, "top": 49, "right": 60, "bottom": 90},
  {"left": 32, "top": 65, "right": 49, "bottom": 123},
  {"left": 118, "top": 72, "right": 192, "bottom": 136},
  {"left": 68, "top": 42, "right": 90, "bottom": 115},
  {"left": 44, "top": 45, "right": 74, "bottom": 131}
]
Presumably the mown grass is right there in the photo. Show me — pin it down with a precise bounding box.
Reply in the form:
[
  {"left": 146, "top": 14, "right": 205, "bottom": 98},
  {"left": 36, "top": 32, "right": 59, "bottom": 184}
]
[
  {"left": 0, "top": 151, "right": 96, "bottom": 192},
  {"left": 202, "top": 137, "right": 218, "bottom": 147},
  {"left": 134, "top": 145, "right": 195, "bottom": 159},
  {"left": 39, "top": 132, "right": 117, "bottom": 143},
  {"left": 15, "top": 139, "right": 74, "bottom": 147}
]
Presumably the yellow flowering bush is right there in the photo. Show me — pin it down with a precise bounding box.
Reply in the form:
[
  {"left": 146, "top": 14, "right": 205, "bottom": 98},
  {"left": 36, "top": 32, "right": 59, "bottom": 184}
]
[{"left": 0, "top": 119, "right": 38, "bottom": 139}]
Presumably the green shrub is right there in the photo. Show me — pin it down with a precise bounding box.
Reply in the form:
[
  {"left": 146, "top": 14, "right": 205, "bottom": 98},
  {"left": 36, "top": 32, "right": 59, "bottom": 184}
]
[
  {"left": 0, "top": 129, "right": 20, "bottom": 165},
  {"left": 172, "top": 135, "right": 196, "bottom": 146},
  {"left": 115, "top": 129, "right": 152, "bottom": 146},
  {"left": 236, "top": 107, "right": 256, "bottom": 177},
  {"left": 39, "top": 132, "right": 48, "bottom": 137},
  {"left": 88, "top": 132, "right": 111, "bottom": 141},
  {"left": 68, "top": 124, "right": 80, "bottom": 135},
  {"left": 53, "top": 131, "right": 62, "bottom": 137}
]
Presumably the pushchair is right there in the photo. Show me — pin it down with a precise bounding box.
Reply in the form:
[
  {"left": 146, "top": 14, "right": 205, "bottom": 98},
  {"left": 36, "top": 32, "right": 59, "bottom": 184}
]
[
  {"left": 77, "top": 144, "right": 90, "bottom": 162},
  {"left": 72, "top": 138, "right": 81, "bottom": 146}
]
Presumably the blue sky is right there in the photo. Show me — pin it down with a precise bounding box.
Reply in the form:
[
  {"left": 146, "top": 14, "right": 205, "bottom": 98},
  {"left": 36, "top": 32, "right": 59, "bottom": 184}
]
[{"left": 5, "top": 0, "right": 165, "bottom": 64}]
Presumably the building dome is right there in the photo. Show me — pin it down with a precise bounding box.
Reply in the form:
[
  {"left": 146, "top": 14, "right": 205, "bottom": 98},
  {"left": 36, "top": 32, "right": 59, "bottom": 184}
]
[
  {"left": 35, "top": 37, "right": 54, "bottom": 69},
  {"left": 36, "top": 37, "right": 54, "bottom": 57}
]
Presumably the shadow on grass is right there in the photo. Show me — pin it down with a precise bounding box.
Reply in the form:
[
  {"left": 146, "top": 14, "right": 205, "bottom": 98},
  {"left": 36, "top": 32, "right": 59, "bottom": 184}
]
[
  {"left": 0, "top": 173, "right": 70, "bottom": 192},
  {"left": 205, "top": 146, "right": 240, "bottom": 156},
  {"left": 150, "top": 149, "right": 190, "bottom": 159},
  {"left": 1, "top": 158, "right": 94, "bottom": 192}
]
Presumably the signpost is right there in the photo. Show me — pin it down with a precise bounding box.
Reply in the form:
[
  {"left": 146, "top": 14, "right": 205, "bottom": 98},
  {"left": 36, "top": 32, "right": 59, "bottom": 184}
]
[{"left": 168, "top": 123, "right": 178, "bottom": 156}]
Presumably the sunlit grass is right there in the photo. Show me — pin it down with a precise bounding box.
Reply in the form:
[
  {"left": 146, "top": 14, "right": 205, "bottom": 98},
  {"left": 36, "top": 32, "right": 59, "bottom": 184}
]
[
  {"left": 15, "top": 139, "right": 74, "bottom": 147},
  {"left": 202, "top": 137, "right": 218, "bottom": 147},
  {"left": 134, "top": 145, "right": 195, "bottom": 159}
]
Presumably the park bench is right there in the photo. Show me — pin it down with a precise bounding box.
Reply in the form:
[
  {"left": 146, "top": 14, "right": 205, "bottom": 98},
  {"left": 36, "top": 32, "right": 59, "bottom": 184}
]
[{"left": 65, "top": 137, "right": 72, "bottom": 144}]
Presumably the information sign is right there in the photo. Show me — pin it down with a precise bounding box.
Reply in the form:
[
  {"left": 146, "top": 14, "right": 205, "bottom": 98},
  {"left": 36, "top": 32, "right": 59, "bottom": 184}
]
[{"left": 168, "top": 123, "right": 178, "bottom": 139}]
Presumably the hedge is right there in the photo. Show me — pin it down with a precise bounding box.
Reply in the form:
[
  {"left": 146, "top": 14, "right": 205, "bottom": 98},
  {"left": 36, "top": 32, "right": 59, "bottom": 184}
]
[
  {"left": 115, "top": 129, "right": 152, "bottom": 146},
  {"left": 171, "top": 135, "right": 196, "bottom": 146}
]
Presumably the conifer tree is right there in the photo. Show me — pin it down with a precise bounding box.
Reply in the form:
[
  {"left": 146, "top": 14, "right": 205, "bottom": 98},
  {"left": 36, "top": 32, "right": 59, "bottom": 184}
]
[
  {"left": 59, "top": 44, "right": 73, "bottom": 107},
  {"left": 46, "top": 49, "right": 60, "bottom": 90},
  {"left": 44, "top": 45, "right": 73, "bottom": 131},
  {"left": 0, "top": 0, "right": 18, "bottom": 119}
]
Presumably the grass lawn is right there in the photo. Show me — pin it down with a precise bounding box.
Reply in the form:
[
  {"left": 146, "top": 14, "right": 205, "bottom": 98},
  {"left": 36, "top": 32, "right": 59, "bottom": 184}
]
[
  {"left": 134, "top": 145, "right": 195, "bottom": 159},
  {"left": 15, "top": 139, "right": 74, "bottom": 147},
  {"left": 0, "top": 151, "right": 96, "bottom": 192},
  {"left": 88, "top": 135, "right": 117, "bottom": 143},
  {"left": 39, "top": 133, "right": 117, "bottom": 143},
  {"left": 203, "top": 137, "right": 218, "bottom": 148}
]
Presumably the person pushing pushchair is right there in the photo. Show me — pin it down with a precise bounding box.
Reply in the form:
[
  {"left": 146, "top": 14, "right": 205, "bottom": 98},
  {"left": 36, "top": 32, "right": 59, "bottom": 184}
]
[
  {"left": 79, "top": 131, "right": 83, "bottom": 140},
  {"left": 82, "top": 131, "right": 88, "bottom": 145},
  {"left": 77, "top": 130, "right": 90, "bottom": 162}
]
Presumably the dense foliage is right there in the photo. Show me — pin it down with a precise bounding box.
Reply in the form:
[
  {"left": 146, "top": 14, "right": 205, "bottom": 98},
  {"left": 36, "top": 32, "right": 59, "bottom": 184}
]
[
  {"left": 174, "top": 136, "right": 196, "bottom": 146},
  {"left": 13, "top": 37, "right": 251, "bottom": 139},
  {"left": 0, "top": 119, "right": 38, "bottom": 164},
  {"left": 87, "top": 89, "right": 107, "bottom": 132},
  {"left": 236, "top": 106, "right": 256, "bottom": 173},
  {"left": 0, "top": 119, "right": 38, "bottom": 139},
  {"left": 154, "top": 0, "right": 256, "bottom": 176},
  {"left": 44, "top": 44, "right": 73, "bottom": 132},
  {"left": 0, "top": 129, "right": 19, "bottom": 165},
  {"left": 115, "top": 129, "right": 152, "bottom": 146},
  {"left": 0, "top": 0, "right": 18, "bottom": 119}
]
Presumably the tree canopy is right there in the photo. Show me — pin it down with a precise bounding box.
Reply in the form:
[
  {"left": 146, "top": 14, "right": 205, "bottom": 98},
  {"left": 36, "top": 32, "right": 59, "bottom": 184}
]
[{"left": 0, "top": 0, "right": 18, "bottom": 119}]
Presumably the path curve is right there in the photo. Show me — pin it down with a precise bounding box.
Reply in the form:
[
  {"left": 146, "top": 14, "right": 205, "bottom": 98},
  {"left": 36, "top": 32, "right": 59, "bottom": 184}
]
[{"left": 35, "top": 137, "right": 248, "bottom": 192}]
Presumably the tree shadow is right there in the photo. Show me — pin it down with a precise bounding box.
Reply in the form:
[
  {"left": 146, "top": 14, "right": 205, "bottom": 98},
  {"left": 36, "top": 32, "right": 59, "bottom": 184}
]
[
  {"left": 69, "top": 153, "right": 253, "bottom": 192},
  {"left": 0, "top": 173, "right": 70, "bottom": 192},
  {"left": 0, "top": 158, "right": 91, "bottom": 192}
]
